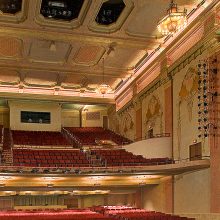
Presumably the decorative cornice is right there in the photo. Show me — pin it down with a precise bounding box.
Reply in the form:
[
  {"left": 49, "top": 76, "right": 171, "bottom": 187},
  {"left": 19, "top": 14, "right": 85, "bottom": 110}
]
[
  {"left": 114, "top": 0, "right": 218, "bottom": 98},
  {"left": 116, "top": 2, "right": 220, "bottom": 112}
]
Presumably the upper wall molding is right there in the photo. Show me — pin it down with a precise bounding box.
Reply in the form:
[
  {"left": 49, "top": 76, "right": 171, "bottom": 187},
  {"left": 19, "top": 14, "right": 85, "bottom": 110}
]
[
  {"left": 115, "top": 1, "right": 220, "bottom": 112},
  {"left": 115, "top": 0, "right": 220, "bottom": 107}
]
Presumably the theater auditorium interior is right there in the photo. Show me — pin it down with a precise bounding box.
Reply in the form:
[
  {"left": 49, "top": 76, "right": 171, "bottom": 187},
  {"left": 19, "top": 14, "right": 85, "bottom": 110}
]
[{"left": 0, "top": 0, "right": 219, "bottom": 219}]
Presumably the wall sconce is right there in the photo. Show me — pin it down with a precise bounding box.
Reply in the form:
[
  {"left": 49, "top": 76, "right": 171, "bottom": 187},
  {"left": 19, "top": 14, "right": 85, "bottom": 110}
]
[{"left": 193, "top": 139, "right": 197, "bottom": 144}]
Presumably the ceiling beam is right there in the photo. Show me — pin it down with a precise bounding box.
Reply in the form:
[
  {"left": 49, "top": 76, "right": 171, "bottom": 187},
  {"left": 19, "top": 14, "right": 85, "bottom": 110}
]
[
  {"left": 0, "top": 26, "right": 159, "bottom": 50},
  {"left": 0, "top": 62, "right": 127, "bottom": 78}
]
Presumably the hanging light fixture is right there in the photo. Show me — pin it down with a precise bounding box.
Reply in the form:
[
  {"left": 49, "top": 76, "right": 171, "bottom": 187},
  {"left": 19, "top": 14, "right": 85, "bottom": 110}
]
[
  {"left": 97, "top": 58, "right": 111, "bottom": 95},
  {"left": 157, "top": 0, "right": 187, "bottom": 35}
]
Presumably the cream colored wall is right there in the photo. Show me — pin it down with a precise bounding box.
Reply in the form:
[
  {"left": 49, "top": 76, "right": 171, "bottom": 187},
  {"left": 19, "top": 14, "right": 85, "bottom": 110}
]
[
  {"left": 174, "top": 169, "right": 210, "bottom": 213},
  {"left": 81, "top": 193, "right": 136, "bottom": 208},
  {"left": 107, "top": 194, "right": 133, "bottom": 206},
  {"left": 82, "top": 109, "right": 107, "bottom": 127},
  {"left": 142, "top": 184, "right": 166, "bottom": 212},
  {"left": 123, "top": 137, "right": 172, "bottom": 159},
  {"left": 172, "top": 52, "right": 210, "bottom": 213},
  {"left": 83, "top": 195, "right": 104, "bottom": 208},
  {"left": 9, "top": 101, "right": 61, "bottom": 131},
  {"left": 142, "top": 177, "right": 173, "bottom": 213},
  {"left": 176, "top": 213, "right": 220, "bottom": 220},
  {"left": 61, "top": 110, "right": 80, "bottom": 127},
  {"left": 141, "top": 86, "right": 165, "bottom": 138}
]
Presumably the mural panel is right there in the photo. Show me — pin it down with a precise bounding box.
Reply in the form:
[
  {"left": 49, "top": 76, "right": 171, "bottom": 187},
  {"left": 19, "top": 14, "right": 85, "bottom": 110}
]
[
  {"left": 141, "top": 87, "right": 164, "bottom": 139},
  {"left": 173, "top": 54, "right": 210, "bottom": 160}
]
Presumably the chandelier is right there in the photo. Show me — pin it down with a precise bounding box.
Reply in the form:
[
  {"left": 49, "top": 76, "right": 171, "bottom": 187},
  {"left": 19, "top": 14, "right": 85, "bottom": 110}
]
[
  {"left": 97, "top": 58, "right": 111, "bottom": 95},
  {"left": 157, "top": 0, "right": 187, "bottom": 35}
]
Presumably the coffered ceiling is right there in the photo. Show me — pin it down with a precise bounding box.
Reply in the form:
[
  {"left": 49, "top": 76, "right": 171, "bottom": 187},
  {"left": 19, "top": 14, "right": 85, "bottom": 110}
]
[{"left": 0, "top": 0, "right": 211, "bottom": 104}]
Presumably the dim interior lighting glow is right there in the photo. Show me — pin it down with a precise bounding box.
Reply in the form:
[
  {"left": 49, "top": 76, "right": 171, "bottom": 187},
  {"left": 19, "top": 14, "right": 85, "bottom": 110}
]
[
  {"left": 97, "top": 58, "right": 111, "bottom": 95},
  {"left": 158, "top": 0, "right": 187, "bottom": 35},
  {"left": 49, "top": 41, "right": 57, "bottom": 52},
  {"left": 47, "top": 183, "right": 54, "bottom": 188}
]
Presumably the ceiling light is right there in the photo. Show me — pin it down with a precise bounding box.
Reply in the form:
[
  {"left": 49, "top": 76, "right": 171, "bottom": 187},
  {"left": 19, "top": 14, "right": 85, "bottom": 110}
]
[
  {"left": 47, "top": 184, "right": 54, "bottom": 188},
  {"left": 97, "top": 58, "right": 111, "bottom": 95},
  {"left": 98, "top": 83, "right": 111, "bottom": 95},
  {"left": 49, "top": 41, "right": 56, "bottom": 52},
  {"left": 157, "top": 0, "right": 187, "bottom": 35}
]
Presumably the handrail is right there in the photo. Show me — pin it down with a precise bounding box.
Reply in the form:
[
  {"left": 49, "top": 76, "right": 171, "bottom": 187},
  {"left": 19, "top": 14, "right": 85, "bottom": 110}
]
[
  {"left": 0, "top": 156, "right": 210, "bottom": 174},
  {"left": 62, "top": 128, "right": 82, "bottom": 148},
  {"left": 174, "top": 155, "right": 210, "bottom": 163},
  {"left": 133, "top": 133, "right": 171, "bottom": 142}
]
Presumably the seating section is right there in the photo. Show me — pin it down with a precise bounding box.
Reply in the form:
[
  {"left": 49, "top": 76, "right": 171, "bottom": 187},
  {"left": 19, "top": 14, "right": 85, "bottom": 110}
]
[
  {"left": 2, "top": 128, "right": 12, "bottom": 150},
  {"left": 91, "top": 149, "right": 173, "bottom": 166},
  {"left": 13, "top": 149, "right": 90, "bottom": 167},
  {"left": 0, "top": 209, "right": 117, "bottom": 220},
  {"left": 0, "top": 207, "right": 194, "bottom": 220},
  {"left": 92, "top": 206, "right": 195, "bottom": 220},
  {"left": 12, "top": 148, "right": 173, "bottom": 168},
  {"left": 0, "top": 125, "right": 3, "bottom": 145},
  {"left": 12, "top": 130, "right": 71, "bottom": 146},
  {"left": 65, "top": 127, "right": 132, "bottom": 146}
]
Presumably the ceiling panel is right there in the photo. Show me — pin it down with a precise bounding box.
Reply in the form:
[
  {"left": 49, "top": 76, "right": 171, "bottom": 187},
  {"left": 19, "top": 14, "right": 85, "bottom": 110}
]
[
  {"left": 0, "top": 37, "right": 22, "bottom": 58},
  {"left": 73, "top": 45, "right": 105, "bottom": 66},
  {"left": 28, "top": 40, "right": 71, "bottom": 64}
]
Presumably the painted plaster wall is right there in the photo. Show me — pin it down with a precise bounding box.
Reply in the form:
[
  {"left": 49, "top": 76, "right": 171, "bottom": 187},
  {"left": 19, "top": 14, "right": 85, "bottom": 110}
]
[
  {"left": 141, "top": 86, "right": 165, "bottom": 138},
  {"left": 142, "top": 177, "right": 173, "bottom": 213},
  {"left": 172, "top": 53, "right": 210, "bottom": 213},
  {"left": 9, "top": 101, "right": 61, "bottom": 131},
  {"left": 82, "top": 109, "right": 107, "bottom": 128},
  {"left": 108, "top": 106, "right": 136, "bottom": 141},
  {"left": 61, "top": 110, "right": 80, "bottom": 127},
  {"left": 174, "top": 169, "right": 210, "bottom": 213},
  {"left": 123, "top": 137, "right": 172, "bottom": 158}
]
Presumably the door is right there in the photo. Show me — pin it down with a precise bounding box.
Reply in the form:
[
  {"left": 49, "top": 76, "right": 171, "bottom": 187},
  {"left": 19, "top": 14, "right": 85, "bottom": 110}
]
[
  {"left": 103, "top": 116, "right": 108, "bottom": 129},
  {"left": 190, "top": 142, "right": 202, "bottom": 160}
]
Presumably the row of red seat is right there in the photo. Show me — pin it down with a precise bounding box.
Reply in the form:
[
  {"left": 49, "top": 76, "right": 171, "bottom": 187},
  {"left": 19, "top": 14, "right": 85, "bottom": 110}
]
[
  {"left": 92, "top": 206, "right": 194, "bottom": 220},
  {"left": 65, "top": 127, "right": 132, "bottom": 145},
  {"left": 0, "top": 209, "right": 117, "bottom": 220},
  {"left": 12, "top": 130, "right": 71, "bottom": 146},
  {"left": 91, "top": 150, "right": 173, "bottom": 166},
  {"left": 12, "top": 148, "right": 173, "bottom": 167},
  {"left": 0, "top": 207, "right": 194, "bottom": 220},
  {"left": 13, "top": 149, "right": 90, "bottom": 167}
]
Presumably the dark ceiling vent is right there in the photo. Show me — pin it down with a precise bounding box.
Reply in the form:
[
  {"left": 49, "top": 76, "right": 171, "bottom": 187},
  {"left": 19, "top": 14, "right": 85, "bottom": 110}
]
[
  {"left": 95, "top": 0, "right": 125, "bottom": 25},
  {"left": 0, "top": 0, "right": 22, "bottom": 14},
  {"left": 40, "top": 0, "right": 84, "bottom": 21}
]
